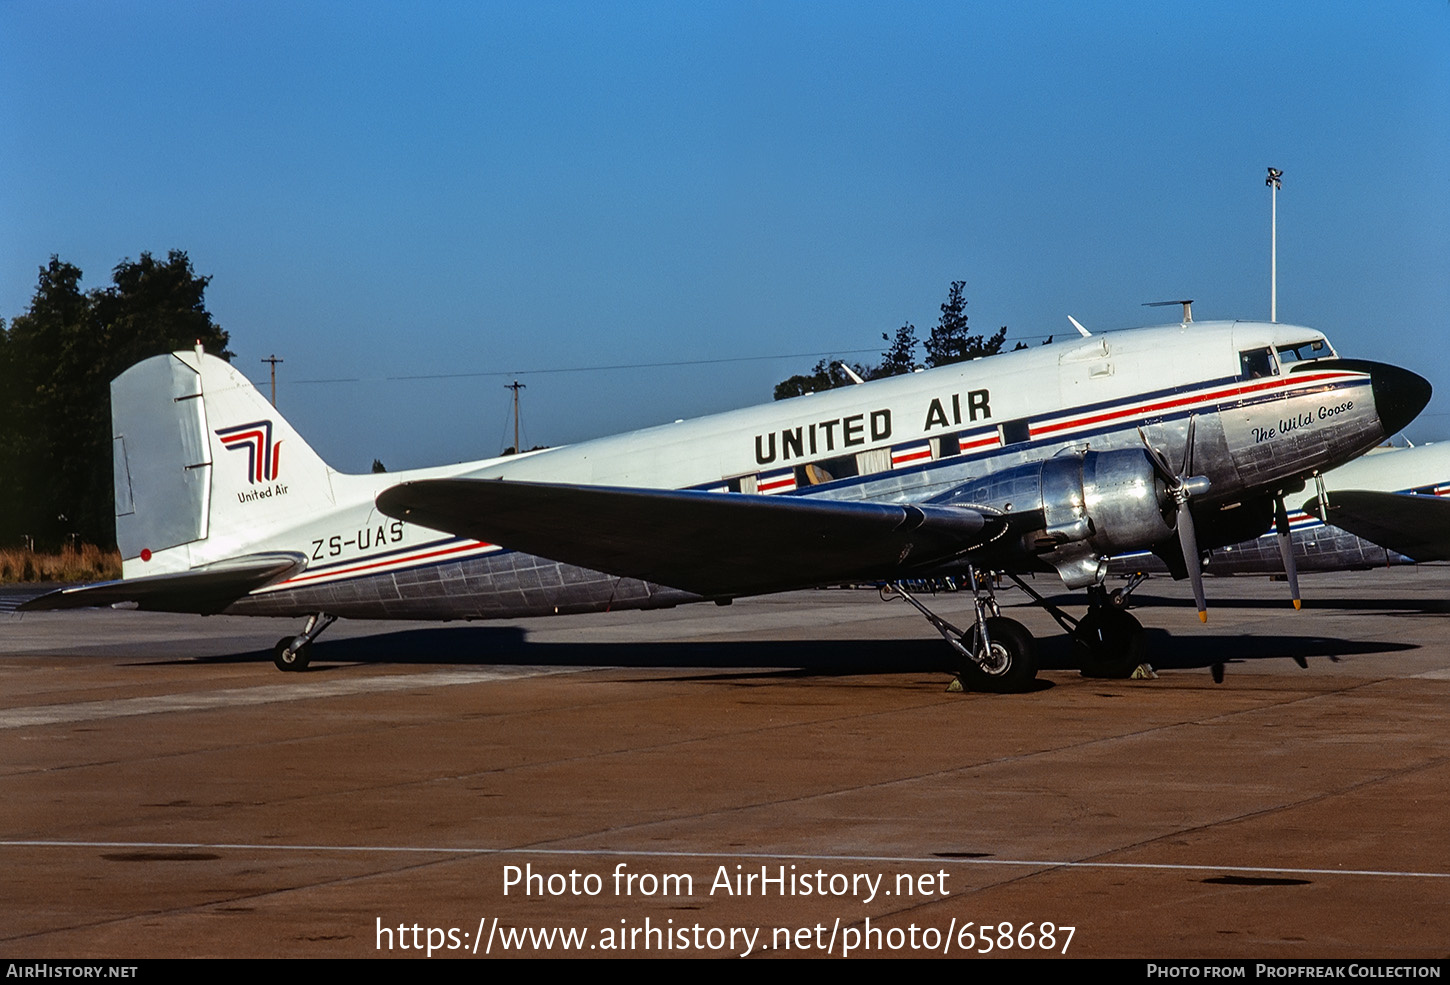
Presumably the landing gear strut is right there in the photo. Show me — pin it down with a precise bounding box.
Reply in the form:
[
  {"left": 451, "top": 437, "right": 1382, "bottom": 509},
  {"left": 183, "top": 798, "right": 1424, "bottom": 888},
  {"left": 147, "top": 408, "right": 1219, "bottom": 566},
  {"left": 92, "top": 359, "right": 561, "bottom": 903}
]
[
  {"left": 888, "top": 566, "right": 1038, "bottom": 693},
  {"left": 273, "top": 611, "right": 336, "bottom": 672},
  {"left": 996, "top": 572, "right": 1151, "bottom": 680}
]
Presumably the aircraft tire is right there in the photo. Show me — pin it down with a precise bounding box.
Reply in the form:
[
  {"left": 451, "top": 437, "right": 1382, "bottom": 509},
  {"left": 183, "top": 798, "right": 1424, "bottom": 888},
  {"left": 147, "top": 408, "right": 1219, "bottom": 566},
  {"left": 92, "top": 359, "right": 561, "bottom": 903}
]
[
  {"left": 273, "top": 637, "right": 311, "bottom": 672},
  {"left": 958, "top": 617, "right": 1038, "bottom": 693},
  {"left": 1074, "top": 608, "right": 1145, "bottom": 678}
]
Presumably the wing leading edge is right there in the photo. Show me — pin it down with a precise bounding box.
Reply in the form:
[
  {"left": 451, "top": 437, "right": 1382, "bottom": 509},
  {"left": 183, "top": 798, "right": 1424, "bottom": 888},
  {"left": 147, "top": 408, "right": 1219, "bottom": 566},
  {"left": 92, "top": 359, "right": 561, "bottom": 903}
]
[{"left": 376, "top": 479, "right": 1003, "bottom": 598}]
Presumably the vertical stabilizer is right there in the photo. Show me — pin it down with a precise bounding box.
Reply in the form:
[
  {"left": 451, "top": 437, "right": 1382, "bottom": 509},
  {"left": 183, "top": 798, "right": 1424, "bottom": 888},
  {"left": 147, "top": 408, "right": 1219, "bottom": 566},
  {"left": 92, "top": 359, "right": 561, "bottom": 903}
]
[{"left": 112, "top": 350, "right": 337, "bottom": 573}]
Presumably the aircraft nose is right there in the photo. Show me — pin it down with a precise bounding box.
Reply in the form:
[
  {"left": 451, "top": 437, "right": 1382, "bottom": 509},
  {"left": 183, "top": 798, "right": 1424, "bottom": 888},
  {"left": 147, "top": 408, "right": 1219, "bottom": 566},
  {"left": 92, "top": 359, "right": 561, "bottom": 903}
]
[{"left": 1367, "top": 362, "right": 1433, "bottom": 436}]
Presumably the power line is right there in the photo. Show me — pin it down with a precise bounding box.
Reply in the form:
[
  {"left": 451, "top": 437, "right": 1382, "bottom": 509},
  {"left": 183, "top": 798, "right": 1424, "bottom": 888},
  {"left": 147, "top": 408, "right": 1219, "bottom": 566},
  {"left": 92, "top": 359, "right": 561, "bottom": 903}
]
[
  {"left": 267, "top": 339, "right": 1057, "bottom": 388},
  {"left": 279, "top": 348, "right": 884, "bottom": 386}
]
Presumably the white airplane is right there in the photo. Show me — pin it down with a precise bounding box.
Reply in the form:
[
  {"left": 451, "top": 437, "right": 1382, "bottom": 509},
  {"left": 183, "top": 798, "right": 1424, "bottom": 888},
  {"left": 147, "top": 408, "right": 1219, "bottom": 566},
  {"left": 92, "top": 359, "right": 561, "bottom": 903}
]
[
  {"left": 1303, "top": 442, "right": 1450, "bottom": 562},
  {"left": 22, "top": 320, "right": 1432, "bottom": 691}
]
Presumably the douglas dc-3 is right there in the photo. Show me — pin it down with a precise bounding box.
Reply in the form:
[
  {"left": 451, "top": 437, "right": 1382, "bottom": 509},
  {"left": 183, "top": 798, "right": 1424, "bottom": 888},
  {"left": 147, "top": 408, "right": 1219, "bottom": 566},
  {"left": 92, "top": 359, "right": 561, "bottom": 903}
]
[{"left": 22, "top": 319, "right": 1431, "bottom": 691}]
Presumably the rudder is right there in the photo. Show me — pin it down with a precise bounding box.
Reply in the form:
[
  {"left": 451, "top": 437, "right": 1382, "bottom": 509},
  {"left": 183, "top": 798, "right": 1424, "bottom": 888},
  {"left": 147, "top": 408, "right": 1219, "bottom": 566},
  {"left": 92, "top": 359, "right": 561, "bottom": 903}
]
[{"left": 111, "top": 347, "right": 336, "bottom": 573}]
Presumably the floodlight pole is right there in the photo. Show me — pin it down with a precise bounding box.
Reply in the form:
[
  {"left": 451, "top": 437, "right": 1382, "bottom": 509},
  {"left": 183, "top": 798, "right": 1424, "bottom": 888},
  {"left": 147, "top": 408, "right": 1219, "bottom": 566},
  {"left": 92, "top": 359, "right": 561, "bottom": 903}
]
[{"left": 1267, "top": 167, "right": 1283, "bottom": 322}]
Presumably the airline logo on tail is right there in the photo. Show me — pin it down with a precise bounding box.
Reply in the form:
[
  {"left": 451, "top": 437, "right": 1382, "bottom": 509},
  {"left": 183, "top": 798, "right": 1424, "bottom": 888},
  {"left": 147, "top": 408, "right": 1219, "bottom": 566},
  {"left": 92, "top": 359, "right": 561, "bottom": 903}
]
[{"left": 216, "top": 420, "right": 283, "bottom": 484}]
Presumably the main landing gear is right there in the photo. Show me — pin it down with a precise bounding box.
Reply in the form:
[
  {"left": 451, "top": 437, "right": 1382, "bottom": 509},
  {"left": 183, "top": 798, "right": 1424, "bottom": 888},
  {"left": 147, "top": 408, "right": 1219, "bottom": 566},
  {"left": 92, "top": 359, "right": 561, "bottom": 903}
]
[
  {"left": 890, "top": 568, "right": 1153, "bottom": 690},
  {"left": 1071, "top": 586, "right": 1148, "bottom": 679},
  {"left": 273, "top": 611, "right": 336, "bottom": 672},
  {"left": 888, "top": 567, "right": 1039, "bottom": 693}
]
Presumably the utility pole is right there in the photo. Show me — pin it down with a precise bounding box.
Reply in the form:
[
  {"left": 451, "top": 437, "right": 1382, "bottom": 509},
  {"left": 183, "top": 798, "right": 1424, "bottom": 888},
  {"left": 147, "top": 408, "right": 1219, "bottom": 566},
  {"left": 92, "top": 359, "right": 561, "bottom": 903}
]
[
  {"left": 1267, "top": 167, "right": 1283, "bottom": 322},
  {"left": 505, "top": 380, "right": 525, "bottom": 454},
  {"left": 261, "top": 354, "right": 284, "bottom": 407}
]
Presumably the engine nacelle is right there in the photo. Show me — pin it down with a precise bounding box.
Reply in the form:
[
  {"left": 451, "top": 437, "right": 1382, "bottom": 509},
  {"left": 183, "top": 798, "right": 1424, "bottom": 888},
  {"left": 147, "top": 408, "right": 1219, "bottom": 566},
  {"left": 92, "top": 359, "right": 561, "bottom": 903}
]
[{"left": 933, "top": 449, "right": 1175, "bottom": 588}]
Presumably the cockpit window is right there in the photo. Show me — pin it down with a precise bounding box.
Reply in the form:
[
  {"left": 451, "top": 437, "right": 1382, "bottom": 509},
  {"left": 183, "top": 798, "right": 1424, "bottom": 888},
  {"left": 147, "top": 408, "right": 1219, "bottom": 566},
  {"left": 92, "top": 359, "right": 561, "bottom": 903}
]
[
  {"left": 1238, "top": 347, "right": 1277, "bottom": 379},
  {"left": 1276, "top": 339, "right": 1332, "bottom": 363}
]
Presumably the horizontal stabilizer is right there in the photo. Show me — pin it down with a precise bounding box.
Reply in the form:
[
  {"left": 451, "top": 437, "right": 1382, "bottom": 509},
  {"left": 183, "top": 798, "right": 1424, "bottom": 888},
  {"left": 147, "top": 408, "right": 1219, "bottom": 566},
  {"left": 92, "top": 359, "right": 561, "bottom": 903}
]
[
  {"left": 1306, "top": 491, "right": 1450, "bottom": 562},
  {"left": 18, "top": 552, "right": 307, "bottom": 614},
  {"left": 376, "top": 479, "right": 1000, "bottom": 597}
]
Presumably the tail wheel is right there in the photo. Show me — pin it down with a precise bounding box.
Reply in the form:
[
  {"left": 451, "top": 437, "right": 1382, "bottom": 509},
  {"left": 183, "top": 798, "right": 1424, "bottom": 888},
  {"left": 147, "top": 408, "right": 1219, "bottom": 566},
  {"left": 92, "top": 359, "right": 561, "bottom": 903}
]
[
  {"left": 273, "top": 637, "right": 312, "bottom": 672},
  {"left": 958, "top": 617, "right": 1038, "bottom": 693},
  {"left": 1074, "top": 608, "right": 1145, "bottom": 678}
]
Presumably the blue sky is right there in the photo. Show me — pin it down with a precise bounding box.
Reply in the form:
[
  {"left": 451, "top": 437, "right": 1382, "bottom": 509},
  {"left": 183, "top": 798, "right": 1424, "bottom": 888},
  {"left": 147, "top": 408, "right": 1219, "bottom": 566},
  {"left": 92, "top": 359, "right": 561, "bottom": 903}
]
[{"left": 3, "top": 1, "right": 1447, "bottom": 471}]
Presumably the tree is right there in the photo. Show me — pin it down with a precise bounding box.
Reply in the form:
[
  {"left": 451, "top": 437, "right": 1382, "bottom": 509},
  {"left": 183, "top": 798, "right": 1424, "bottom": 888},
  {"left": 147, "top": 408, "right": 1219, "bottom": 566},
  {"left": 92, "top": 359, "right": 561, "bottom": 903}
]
[
  {"left": 924, "top": 281, "right": 1006, "bottom": 368},
  {"left": 772, "top": 281, "right": 1013, "bottom": 399},
  {"left": 873, "top": 322, "right": 918, "bottom": 378},
  {"left": 0, "top": 317, "right": 17, "bottom": 540},
  {"left": 93, "top": 250, "right": 233, "bottom": 370},
  {"left": 773, "top": 358, "right": 868, "bottom": 400},
  {"left": 1013, "top": 334, "right": 1053, "bottom": 351},
  {"left": 0, "top": 252, "right": 231, "bottom": 548}
]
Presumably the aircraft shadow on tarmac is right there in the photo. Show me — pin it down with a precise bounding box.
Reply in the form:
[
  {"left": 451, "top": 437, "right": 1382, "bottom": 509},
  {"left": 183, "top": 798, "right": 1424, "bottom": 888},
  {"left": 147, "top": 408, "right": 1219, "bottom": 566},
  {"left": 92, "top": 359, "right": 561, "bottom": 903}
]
[{"left": 180, "top": 623, "right": 1416, "bottom": 682}]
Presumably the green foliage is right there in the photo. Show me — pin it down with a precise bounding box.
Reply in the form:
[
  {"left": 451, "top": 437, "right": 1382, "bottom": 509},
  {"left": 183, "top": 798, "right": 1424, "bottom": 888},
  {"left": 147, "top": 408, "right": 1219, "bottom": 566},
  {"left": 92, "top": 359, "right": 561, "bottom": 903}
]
[
  {"left": 0, "top": 251, "right": 230, "bottom": 548},
  {"left": 773, "top": 358, "right": 870, "bottom": 400},
  {"left": 876, "top": 322, "right": 919, "bottom": 378},
  {"left": 924, "top": 281, "right": 1006, "bottom": 368},
  {"left": 772, "top": 281, "right": 1008, "bottom": 400}
]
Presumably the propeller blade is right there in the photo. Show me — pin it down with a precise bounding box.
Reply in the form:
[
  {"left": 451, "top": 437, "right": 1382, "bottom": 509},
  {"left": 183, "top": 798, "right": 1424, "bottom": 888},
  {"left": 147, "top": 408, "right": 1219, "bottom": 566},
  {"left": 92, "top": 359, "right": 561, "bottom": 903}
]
[
  {"left": 1176, "top": 498, "right": 1207, "bottom": 623},
  {"left": 1142, "top": 424, "right": 1211, "bottom": 622},
  {"left": 1137, "top": 428, "right": 1178, "bottom": 485},
  {"left": 1275, "top": 496, "right": 1302, "bottom": 610},
  {"left": 1179, "top": 414, "right": 1198, "bottom": 478}
]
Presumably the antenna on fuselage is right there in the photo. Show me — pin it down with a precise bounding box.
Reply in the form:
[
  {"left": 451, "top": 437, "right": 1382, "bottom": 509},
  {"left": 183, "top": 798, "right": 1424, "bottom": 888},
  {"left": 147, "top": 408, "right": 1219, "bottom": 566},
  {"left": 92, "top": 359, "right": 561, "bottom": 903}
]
[
  {"left": 1143, "top": 299, "right": 1194, "bottom": 324},
  {"left": 1067, "top": 315, "right": 1092, "bottom": 338}
]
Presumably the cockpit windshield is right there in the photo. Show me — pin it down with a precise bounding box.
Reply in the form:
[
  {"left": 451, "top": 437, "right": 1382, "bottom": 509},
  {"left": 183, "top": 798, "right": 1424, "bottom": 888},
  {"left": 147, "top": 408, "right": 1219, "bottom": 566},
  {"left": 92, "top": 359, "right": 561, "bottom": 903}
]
[{"left": 1276, "top": 339, "right": 1334, "bottom": 364}]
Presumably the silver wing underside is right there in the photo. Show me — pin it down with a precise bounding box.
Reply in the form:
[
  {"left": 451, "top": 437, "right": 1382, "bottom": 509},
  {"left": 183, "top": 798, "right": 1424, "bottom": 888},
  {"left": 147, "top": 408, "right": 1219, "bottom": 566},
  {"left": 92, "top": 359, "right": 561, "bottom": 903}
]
[{"left": 376, "top": 479, "right": 1003, "bottom": 598}]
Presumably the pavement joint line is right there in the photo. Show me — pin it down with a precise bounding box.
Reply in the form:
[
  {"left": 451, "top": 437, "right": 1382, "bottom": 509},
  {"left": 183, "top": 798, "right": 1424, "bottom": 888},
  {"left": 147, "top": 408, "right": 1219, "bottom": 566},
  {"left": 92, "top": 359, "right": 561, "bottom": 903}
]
[
  {"left": 3, "top": 840, "right": 1446, "bottom": 881},
  {"left": 0, "top": 667, "right": 588, "bottom": 729}
]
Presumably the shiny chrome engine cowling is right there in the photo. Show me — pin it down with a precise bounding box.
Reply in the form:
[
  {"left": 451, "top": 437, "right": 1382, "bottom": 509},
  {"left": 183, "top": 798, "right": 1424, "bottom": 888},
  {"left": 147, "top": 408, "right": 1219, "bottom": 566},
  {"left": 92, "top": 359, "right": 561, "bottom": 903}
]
[{"left": 932, "top": 449, "right": 1174, "bottom": 588}]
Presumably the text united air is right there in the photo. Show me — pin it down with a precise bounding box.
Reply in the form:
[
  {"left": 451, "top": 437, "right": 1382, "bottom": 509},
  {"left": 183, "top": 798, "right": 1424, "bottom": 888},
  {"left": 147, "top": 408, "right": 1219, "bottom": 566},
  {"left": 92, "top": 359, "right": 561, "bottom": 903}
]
[{"left": 753, "top": 388, "right": 992, "bottom": 465}]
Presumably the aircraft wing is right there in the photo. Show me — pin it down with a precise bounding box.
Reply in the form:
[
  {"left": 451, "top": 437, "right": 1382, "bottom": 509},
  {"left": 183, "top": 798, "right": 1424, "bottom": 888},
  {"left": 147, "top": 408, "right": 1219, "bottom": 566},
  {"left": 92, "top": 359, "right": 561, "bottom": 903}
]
[
  {"left": 376, "top": 479, "right": 1004, "bottom": 597},
  {"left": 17, "top": 552, "right": 307, "bottom": 614},
  {"left": 1306, "top": 491, "right": 1450, "bottom": 562}
]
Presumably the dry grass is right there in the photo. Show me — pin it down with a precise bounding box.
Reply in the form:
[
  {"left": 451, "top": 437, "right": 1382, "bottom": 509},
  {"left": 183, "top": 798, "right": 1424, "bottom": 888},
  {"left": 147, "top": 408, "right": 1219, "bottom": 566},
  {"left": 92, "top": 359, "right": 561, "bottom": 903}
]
[{"left": 0, "top": 544, "right": 121, "bottom": 584}]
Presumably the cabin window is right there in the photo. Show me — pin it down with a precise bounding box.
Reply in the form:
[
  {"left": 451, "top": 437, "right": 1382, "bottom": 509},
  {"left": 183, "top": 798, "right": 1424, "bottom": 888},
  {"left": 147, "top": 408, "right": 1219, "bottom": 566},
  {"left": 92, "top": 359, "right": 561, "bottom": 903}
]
[
  {"left": 709, "top": 475, "right": 757, "bottom": 494},
  {"left": 795, "top": 453, "right": 860, "bottom": 487},
  {"left": 936, "top": 433, "right": 961, "bottom": 458},
  {"left": 1238, "top": 347, "right": 1277, "bottom": 379},
  {"left": 1276, "top": 339, "right": 1332, "bottom": 364},
  {"left": 998, "top": 418, "right": 1031, "bottom": 446},
  {"left": 856, "top": 448, "right": 891, "bottom": 476}
]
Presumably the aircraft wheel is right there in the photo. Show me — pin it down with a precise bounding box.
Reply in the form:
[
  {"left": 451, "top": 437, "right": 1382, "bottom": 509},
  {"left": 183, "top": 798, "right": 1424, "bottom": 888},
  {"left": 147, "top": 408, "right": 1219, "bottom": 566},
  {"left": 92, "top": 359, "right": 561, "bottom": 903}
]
[
  {"left": 273, "top": 636, "right": 311, "bottom": 672},
  {"left": 958, "top": 617, "right": 1038, "bottom": 693},
  {"left": 1075, "top": 608, "right": 1145, "bottom": 678}
]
